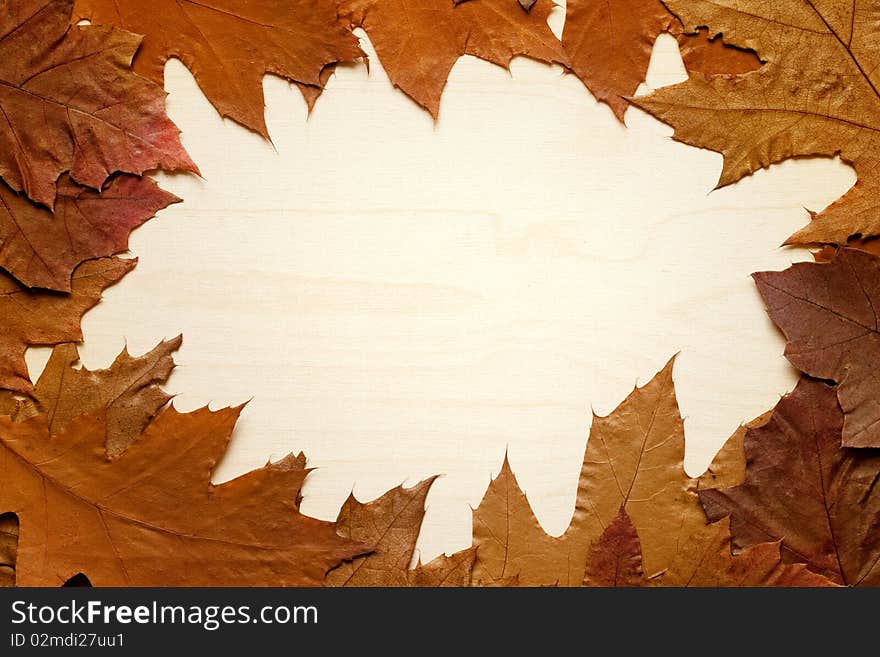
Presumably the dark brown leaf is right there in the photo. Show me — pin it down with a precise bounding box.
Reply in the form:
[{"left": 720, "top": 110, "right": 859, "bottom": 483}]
[
  {"left": 582, "top": 508, "right": 647, "bottom": 587},
  {"left": 700, "top": 377, "right": 880, "bottom": 586},
  {"left": 754, "top": 247, "right": 880, "bottom": 448}
]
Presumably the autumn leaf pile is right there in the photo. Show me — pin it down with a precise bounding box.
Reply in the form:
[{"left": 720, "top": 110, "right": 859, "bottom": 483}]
[{"left": 1, "top": 0, "right": 879, "bottom": 587}]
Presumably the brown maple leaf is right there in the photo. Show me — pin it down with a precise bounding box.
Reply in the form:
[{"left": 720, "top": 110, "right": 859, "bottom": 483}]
[
  {"left": 470, "top": 453, "right": 564, "bottom": 586},
  {"left": 562, "top": 0, "right": 761, "bottom": 121},
  {"left": 0, "top": 175, "right": 177, "bottom": 291},
  {"left": 582, "top": 508, "right": 647, "bottom": 587},
  {"left": 632, "top": 0, "right": 880, "bottom": 245},
  {"left": 472, "top": 358, "right": 709, "bottom": 585},
  {"left": 13, "top": 337, "right": 181, "bottom": 456},
  {"left": 659, "top": 516, "right": 837, "bottom": 587},
  {"left": 340, "top": 0, "right": 568, "bottom": 118},
  {"left": 1, "top": 396, "right": 365, "bottom": 586},
  {"left": 0, "top": 0, "right": 195, "bottom": 208},
  {"left": 326, "top": 477, "right": 436, "bottom": 586},
  {"left": 700, "top": 377, "right": 880, "bottom": 586},
  {"left": 74, "top": 0, "right": 363, "bottom": 138},
  {"left": 409, "top": 548, "right": 475, "bottom": 587},
  {"left": 754, "top": 247, "right": 880, "bottom": 448},
  {"left": 0, "top": 257, "right": 134, "bottom": 395},
  {"left": 568, "top": 356, "right": 706, "bottom": 579},
  {"left": 0, "top": 513, "right": 17, "bottom": 587}
]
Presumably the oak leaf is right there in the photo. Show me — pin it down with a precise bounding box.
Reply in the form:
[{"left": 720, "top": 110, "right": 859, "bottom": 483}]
[
  {"left": 582, "top": 509, "right": 647, "bottom": 587},
  {"left": 0, "top": 257, "right": 134, "bottom": 395},
  {"left": 74, "top": 0, "right": 364, "bottom": 137},
  {"left": 340, "top": 0, "right": 568, "bottom": 118},
  {"left": 14, "top": 336, "right": 181, "bottom": 457},
  {"left": 754, "top": 247, "right": 880, "bottom": 448},
  {"left": 0, "top": 175, "right": 177, "bottom": 291},
  {"left": 700, "top": 377, "right": 880, "bottom": 586},
  {"left": 0, "top": 395, "right": 365, "bottom": 585},
  {"left": 562, "top": 0, "right": 761, "bottom": 121},
  {"left": 409, "top": 548, "right": 476, "bottom": 587},
  {"left": 326, "top": 477, "right": 436, "bottom": 586},
  {"left": 632, "top": 0, "right": 880, "bottom": 245},
  {"left": 0, "top": 0, "right": 195, "bottom": 208}
]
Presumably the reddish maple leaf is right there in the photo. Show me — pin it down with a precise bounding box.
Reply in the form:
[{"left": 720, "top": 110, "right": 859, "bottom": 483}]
[
  {"left": 0, "top": 175, "right": 177, "bottom": 291},
  {"left": 582, "top": 509, "right": 647, "bottom": 587},
  {"left": 0, "top": 0, "right": 195, "bottom": 208}
]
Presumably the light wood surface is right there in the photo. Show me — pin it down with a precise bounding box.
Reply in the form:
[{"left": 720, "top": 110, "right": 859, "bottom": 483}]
[{"left": 27, "top": 13, "right": 856, "bottom": 563}]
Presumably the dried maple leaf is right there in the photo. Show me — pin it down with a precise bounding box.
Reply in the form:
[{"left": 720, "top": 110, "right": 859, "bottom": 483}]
[
  {"left": 568, "top": 356, "right": 705, "bottom": 579},
  {"left": 562, "top": 0, "right": 760, "bottom": 121},
  {"left": 582, "top": 509, "right": 647, "bottom": 587},
  {"left": 14, "top": 337, "right": 181, "bottom": 456},
  {"left": 472, "top": 358, "right": 708, "bottom": 585},
  {"left": 326, "top": 477, "right": 436, "bottom": 586},
  {"left": 754, "top": 247, "right": 880, "bottom": 448},
  {"left": 0, "top": 513, "right": 17, "bottom": 587},
  {"left": 659, "top": 516, "right": 837, "bottom": 587},
  {"left": 1, "top": 400, "right": 365, "bottom": 585},
  {"left": 340, "top": 0, "right": 567, "bottom": 118},
  {"left": 0, "top": 257, "right": 134, "bottom": 395},
  {"left": 0, "top": 175, "right": 177, "bottom": 291},
  {"left": 696, "top": 410, "right": 772, "bottom": 492},
  {"left": 0, "top": 0, "right": 195, "bottom": 208},
  {"left": 631, "top": 0, "right": 880, "bottom": 245},
  {"left": 409, "top": 548, "right": 475, "bottom": 587},
  {"left": 74, "top": 0, "right": 363, "bottom": 138},
  {"left": 700, "top": 377, "right": 880, "bottom": 586},
  {"left": 471, "top": 453, "right": 563, "bottom": 586}
]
